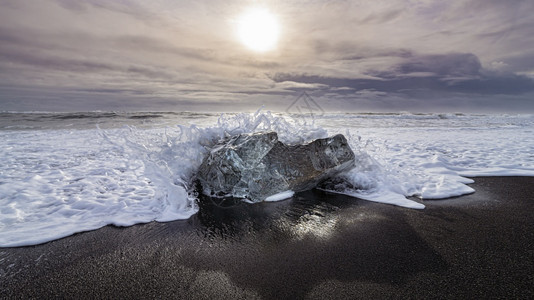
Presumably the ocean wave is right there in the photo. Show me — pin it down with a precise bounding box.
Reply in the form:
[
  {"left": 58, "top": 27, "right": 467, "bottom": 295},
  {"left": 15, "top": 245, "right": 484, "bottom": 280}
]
[{"left": 1, "top": 111, "right": 533, "bottom": 247}]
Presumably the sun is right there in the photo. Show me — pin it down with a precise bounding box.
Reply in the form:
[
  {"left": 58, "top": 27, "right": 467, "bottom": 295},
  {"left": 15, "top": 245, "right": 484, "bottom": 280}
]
[{"left": 237, "top": 7, "right": 280, "bottom": 52}]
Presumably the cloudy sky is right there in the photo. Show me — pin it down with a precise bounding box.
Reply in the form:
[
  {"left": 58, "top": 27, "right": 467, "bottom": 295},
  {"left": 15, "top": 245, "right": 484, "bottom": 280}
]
[{"left": 1, "top": 0, "right": 533, "bottom": 112}]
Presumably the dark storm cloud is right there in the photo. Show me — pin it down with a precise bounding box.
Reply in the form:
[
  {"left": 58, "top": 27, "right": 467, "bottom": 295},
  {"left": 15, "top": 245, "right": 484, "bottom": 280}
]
[
  {"left": 272, "top": 52, "right": 534, "bottom": 96},
  {"left": 393, "top": 53, "right": 482, "bottom": 78},
  {"left": 496, "top": 53, "right": 534, "bottom": 74}
]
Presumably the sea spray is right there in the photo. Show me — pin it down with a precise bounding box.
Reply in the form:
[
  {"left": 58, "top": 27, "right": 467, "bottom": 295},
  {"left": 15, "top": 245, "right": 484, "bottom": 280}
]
[
  {"left": 0, "top": 111, "right": 331, "bottom": 246},
  {"left": 4, "top": 111, "right": 532, "bottom": 246},
  {"left": 98, "top": 111, "right": 425, "bottom": 210}
]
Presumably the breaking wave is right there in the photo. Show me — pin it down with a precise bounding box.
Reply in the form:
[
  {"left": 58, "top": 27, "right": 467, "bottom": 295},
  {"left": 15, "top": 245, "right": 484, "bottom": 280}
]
[{"left": 1, "top": 110, "right": 534, "bottom": 247}]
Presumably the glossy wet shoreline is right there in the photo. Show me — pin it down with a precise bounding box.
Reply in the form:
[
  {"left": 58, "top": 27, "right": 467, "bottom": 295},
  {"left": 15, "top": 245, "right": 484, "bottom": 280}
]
[{"left": 1, "top": 177, "right": 533, "bottom": 299}]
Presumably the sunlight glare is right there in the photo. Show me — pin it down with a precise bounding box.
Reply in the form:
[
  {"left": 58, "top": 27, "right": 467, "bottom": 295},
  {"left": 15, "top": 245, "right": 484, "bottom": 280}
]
[{"left": 237, "top": 7, "right": 280, "bottom": 52}]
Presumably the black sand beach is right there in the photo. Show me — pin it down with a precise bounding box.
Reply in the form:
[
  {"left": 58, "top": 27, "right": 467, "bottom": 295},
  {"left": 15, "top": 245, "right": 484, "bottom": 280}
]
[{"left": 1, "top": 177, "right": 533, "bottom": 299}]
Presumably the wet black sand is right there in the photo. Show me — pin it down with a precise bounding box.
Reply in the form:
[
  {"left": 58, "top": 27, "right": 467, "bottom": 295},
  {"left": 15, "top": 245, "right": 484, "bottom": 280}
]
[{"left": 1, "top": 177, "right": 533, "bottom": 299}]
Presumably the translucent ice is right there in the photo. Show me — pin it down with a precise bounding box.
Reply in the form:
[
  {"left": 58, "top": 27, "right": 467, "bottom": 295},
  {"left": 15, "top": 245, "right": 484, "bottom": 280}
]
[{"left": 196, "top": 132, "right": 355, "bottom": 202}]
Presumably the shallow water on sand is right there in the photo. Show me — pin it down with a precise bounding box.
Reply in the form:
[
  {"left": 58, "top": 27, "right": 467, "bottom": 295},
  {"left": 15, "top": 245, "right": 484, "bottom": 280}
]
[
  {"left": 1, "top": 111, "right": 533, "bottom": 246},
  {"left": 2, "top": 178, "right": 533, "bottom": 299}
]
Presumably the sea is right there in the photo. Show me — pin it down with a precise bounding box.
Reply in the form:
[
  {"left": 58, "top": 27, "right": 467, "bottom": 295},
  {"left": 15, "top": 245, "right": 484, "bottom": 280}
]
[{"left": 1, "top": 110, "right": 533, "bottom": 247}]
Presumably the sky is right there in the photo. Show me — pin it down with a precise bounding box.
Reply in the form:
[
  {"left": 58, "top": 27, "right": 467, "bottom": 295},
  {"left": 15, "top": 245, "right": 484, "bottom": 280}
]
[{"left": 1, "top": 0, "right": 533, "bottom": 113}]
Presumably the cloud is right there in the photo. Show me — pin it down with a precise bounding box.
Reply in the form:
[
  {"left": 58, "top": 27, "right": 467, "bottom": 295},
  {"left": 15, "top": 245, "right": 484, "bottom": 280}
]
[
  {"left": 288, "top": 50, "right": 531, "bottom": 84},
  {"left": 0, "top": 0, "right": 533, "bottom": 112},
  {"left": 274, "top": 81, "right": 328, "bottom": 91},
  {"left": 270, "top": 51, "right": 534, "bottom": 108},
  {"left": 394, "top": 53, "right": 482, "bottom": 79}
]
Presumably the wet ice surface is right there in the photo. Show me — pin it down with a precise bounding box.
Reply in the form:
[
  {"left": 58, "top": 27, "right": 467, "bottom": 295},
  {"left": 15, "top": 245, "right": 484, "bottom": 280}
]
[
  {"left": 196, "top": 132, "right": 355, "bottom": 202},
  {"left": 1, "top": 111, "right": 533, "bottom": 246}
]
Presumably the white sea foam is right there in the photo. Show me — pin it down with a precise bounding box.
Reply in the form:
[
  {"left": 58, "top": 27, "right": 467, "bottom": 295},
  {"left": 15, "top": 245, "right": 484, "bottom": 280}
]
[{"left": 1, "top": 111, "right": 533, "bottom": 247}]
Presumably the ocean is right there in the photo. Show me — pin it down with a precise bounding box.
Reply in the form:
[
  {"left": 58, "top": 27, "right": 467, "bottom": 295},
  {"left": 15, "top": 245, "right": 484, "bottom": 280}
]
[{"left": 1, "top": 111, "right": 533, "bottom": 247}]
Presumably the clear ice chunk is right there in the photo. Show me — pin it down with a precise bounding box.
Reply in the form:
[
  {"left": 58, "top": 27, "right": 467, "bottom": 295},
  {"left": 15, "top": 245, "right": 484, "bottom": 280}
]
[{"left": 196, "top": 132, "right": 355, "bottom": 202}]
